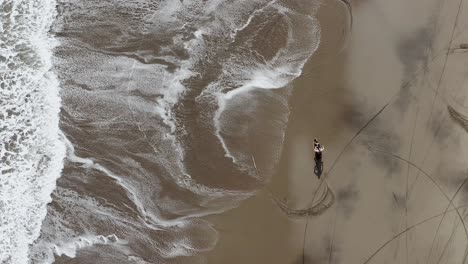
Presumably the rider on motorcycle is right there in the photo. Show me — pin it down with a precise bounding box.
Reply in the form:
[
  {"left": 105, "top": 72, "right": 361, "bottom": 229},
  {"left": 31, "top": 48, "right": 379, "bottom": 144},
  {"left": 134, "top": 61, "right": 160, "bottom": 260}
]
[{"left": 314, "top": 138, "right": 324, "bottom": 161}]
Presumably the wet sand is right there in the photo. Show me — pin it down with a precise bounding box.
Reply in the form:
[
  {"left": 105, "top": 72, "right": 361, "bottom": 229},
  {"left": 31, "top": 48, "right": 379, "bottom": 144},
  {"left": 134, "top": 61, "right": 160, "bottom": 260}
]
[{"left": 206, "top": 0, "right": 468, "bottom": 263}]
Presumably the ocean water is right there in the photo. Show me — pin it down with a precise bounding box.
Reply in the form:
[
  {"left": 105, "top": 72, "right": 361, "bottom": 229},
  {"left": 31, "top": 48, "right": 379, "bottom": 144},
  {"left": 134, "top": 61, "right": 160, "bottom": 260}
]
[
  {"left": 1, "top": 0, "right": 321, "bottom": 263},
  {"left": 0, "top": 0, "right": 65, "bottom": 263}
]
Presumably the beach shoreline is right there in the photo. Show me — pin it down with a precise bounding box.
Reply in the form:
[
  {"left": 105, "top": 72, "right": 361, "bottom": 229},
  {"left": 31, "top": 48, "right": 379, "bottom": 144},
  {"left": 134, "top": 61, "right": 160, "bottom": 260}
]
[
  {"left": 205, "top": 0, "right": 468, "bottom": 263},
  {"left": 204, "top": 1, "right": 352, "bottom": 263}
]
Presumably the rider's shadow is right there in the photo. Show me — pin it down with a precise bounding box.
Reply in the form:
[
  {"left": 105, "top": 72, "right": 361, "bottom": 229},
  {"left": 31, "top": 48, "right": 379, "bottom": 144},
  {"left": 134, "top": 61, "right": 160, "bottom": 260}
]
[{"left": 314, "top": 158, "right": 323, "bottom": 179}]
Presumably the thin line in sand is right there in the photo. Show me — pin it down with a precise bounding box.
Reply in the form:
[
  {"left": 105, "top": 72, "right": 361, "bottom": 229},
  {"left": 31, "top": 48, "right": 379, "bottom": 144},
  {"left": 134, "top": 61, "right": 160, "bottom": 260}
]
[
  {"left": 366, "top": 147, "right": 468, "bottom": 264},
  {"left": 362, "top": 203, "right": 468, "bottom": 264}
]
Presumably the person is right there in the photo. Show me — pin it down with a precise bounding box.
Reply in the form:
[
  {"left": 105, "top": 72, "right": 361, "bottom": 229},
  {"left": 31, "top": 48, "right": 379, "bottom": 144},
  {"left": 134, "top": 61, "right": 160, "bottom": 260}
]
[
  {"left": 314, "top": 139, "right": 324, "bottom": 161},
  {"left": 313, "top": 138, "right": 325, "bottom": 178}
]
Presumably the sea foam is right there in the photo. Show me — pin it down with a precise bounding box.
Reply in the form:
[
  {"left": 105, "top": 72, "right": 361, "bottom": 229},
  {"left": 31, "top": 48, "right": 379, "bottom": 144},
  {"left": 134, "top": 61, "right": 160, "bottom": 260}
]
[
  {"left": 210, "top": 2, "right": 321, "bottom": 170},
  {"left": 0, "top": 0, "right": 65, "bottom": 263},
  {"left": 20, "top": 0, "right": 323, "bottom": 261}
]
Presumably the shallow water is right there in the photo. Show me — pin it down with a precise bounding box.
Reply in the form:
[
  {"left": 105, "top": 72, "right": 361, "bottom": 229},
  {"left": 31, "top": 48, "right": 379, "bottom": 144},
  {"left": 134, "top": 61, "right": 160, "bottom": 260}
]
[{"left": 1, "top": 0, "right": 323, "bottom": 263}]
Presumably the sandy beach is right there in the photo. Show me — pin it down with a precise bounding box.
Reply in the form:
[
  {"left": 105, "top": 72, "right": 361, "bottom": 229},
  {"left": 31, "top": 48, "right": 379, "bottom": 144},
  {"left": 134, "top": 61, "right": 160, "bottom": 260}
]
[{"left": 206, "top": 0, "right": 468, "bottom": 263}]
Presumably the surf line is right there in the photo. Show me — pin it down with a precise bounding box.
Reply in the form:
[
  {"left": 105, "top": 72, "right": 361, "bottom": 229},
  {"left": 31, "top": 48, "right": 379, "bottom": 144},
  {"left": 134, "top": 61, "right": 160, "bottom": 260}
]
[{"left": 298, "top": 0, "right": 353, "bottom": 76}]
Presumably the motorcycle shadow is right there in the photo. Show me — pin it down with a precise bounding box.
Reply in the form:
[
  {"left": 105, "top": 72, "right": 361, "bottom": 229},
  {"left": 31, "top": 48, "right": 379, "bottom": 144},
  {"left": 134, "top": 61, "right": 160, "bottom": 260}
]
[{"left": 314, "top": 157, "right": 324, "bottom": 178}]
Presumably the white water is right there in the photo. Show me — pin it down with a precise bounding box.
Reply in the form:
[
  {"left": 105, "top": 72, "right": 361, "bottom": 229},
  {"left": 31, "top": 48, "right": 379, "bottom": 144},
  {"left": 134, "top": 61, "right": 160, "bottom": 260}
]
[
  {"left": 52, "top": 234, "right": 124, "bottom": 258},
  {"left": 0, "top": 0, "right": 65, "bottom": 263}
]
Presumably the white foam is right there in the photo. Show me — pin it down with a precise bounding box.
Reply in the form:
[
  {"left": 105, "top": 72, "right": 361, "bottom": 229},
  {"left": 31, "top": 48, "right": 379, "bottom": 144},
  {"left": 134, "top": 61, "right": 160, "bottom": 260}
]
[
  {"left": 229, "top": 0, "right": 278, "bottom": 40},
  {"left": 52, "top": 234, "right": 125, "bottom": 258},
  {"left": 128, "top": 256, "right": 152, "bottom": 264},
  {"left": 62, "top": 135, "right": 161, "bottom": 226},
  {"left": 213, "top": 65, "right": 293, "bottom": 165},
  {"left": 211, "top": 2, "right": 322, "bottom": 169},
  {"left": 0, "top": 0, "right": 65, "bottom": 263},
  {"left": 119, "top": 0, "right": 313, "bottom": 181},
  {"left": 63, "top": 134, "right": 248, "bottom": 231},
  {"left": 193, "top": 29, "right": 204, "bottom": 40},
  {"left": 117, "top": 8, "right": 257, "bottom": 199},
  {"left": 154, "top": 0, "right": 184, "bottom": 23},
  {"left": 21, "top": 1, "right": 321, "bottom": 262}
]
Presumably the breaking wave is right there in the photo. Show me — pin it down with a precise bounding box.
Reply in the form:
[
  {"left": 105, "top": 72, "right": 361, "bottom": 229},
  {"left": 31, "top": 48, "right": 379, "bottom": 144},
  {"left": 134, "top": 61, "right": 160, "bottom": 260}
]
[{"left": 0, "top": 0, "right": 65, "bottom": 263}]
